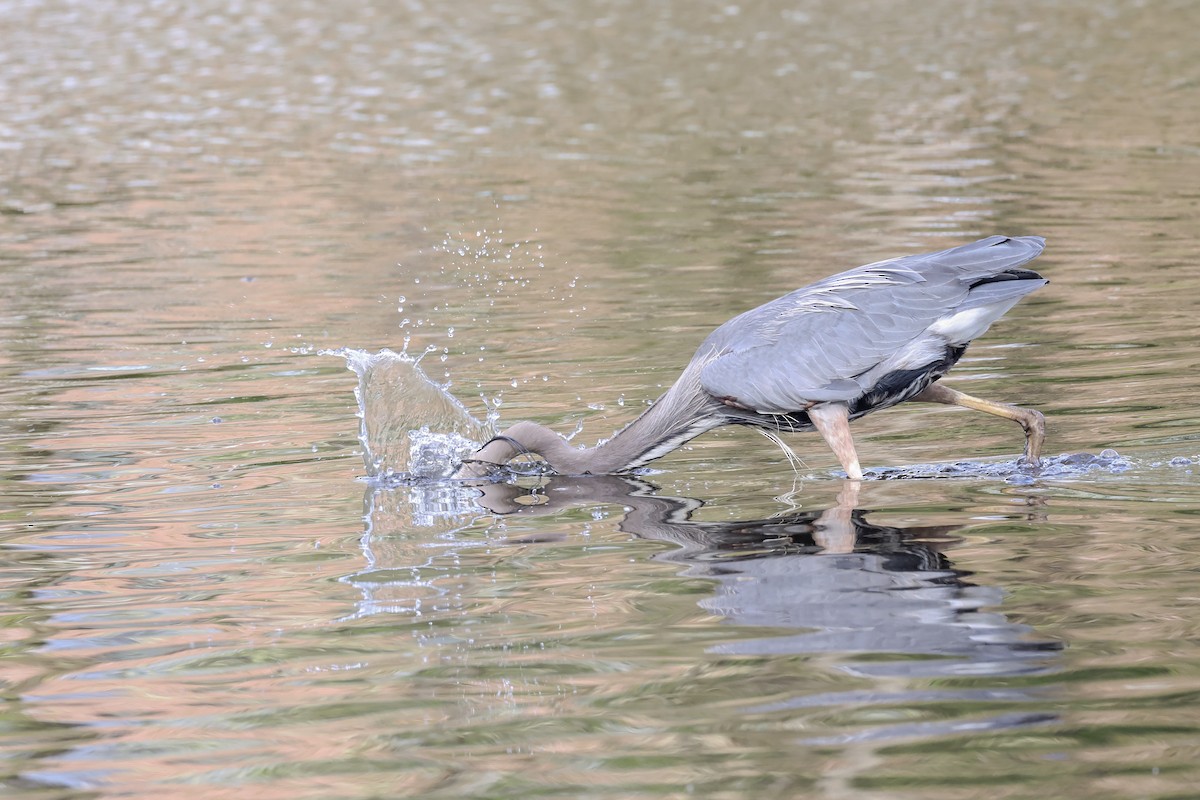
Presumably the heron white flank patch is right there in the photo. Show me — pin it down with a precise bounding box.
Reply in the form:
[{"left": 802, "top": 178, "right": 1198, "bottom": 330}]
[{"left": 927, "top": 299, "right": 1022, "bottom": 344}]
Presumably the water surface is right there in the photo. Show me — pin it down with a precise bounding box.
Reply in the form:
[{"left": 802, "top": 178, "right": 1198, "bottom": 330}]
[{"left": 3, "top": 1, "right": 1200, "bottom": 798}]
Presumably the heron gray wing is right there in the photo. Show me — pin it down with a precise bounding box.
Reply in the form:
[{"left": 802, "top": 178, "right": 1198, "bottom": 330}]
[
  {"left": 698, "top": 236, "right": 1045, "bottom": 413},
  {"left": 699, "top": 278, "right": 956, "bottom": 410}
]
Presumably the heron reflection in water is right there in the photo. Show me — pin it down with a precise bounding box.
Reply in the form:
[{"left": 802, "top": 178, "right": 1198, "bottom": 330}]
[
  {"left": 457, "top": 236, "right": 1047, "bottom": 479},
  {"left": 349, "top": 477, "right": 1062, "bottom": 763},
  {"left": 452, "top": 476, "right": 1063, "bottom": 683}
]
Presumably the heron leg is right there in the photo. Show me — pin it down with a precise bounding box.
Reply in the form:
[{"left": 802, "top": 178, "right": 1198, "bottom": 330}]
[
  {"left": 912, "top": 383, "right": 1045, "bottom": 466},
  {"left": 808, "top": 402, "right": 864, "bottom": 480}
]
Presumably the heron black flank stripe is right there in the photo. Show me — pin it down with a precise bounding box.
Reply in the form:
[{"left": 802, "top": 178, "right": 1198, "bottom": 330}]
[{"left": 457, "top": 235, "right": 1048, "bottom": 480}]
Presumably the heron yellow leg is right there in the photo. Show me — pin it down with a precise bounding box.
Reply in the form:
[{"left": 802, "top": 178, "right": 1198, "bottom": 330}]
[
  {"left": 912, "top": 383, "right": 1045, "bottom": 466},
  {"left": 809, "top": 402, "right": 864, "bottom": 480}
]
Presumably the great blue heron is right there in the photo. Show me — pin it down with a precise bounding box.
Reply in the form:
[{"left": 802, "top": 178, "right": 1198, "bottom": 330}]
[{"left": 457, "top": 235, "right": 1047, "bottom": 480}]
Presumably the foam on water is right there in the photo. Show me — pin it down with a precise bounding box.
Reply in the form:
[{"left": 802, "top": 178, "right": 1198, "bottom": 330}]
[{"left": 860, "top": 448, "right": 1186, "bottom": 483}]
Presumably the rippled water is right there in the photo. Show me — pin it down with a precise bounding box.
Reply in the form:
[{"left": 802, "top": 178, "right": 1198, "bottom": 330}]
[{"left": 4, "top": 0, "right": 1200, "bottom": 798}]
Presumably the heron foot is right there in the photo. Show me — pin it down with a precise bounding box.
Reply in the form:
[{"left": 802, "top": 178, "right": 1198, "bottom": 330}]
[{"left": 1020, "top": 408, "right": 1046, "bottom": 467}]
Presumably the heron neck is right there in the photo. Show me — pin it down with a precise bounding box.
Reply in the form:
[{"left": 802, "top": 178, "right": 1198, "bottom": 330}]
[{"left": 484, "top": 363, "right": 722, "bottom": 475}]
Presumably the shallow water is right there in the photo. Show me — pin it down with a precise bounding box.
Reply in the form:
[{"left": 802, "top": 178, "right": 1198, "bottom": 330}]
[{"left": 4, "top": 0, "right": 1200, "bottom": 798}]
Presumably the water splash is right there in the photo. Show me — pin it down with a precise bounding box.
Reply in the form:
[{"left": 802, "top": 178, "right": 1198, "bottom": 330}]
[{"left": 325, "top": 347, "right": 492, "bottom": 482}]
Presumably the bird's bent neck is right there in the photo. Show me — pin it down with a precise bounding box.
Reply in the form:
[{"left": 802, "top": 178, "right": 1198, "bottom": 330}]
[{"left": 462, "top": 361, "right": 722, "bottom": 476}]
